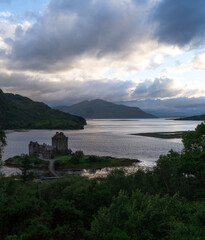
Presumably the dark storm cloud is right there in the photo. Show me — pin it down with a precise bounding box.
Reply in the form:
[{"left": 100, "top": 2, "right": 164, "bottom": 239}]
[
  {"left": 0, "top": 72, "right": 134, "bottom": 102},
  {"left": 5, "top": 0, "right": 152, "bottom": 71},
  {"left": 132, "top": 78, "right": 182, "bottom": 99},
  {"left": 152, "top": 0, "right": 205, "bottom": 47},
  {"left": 3, "top": 0, "right": 205, "bottom": 72}
]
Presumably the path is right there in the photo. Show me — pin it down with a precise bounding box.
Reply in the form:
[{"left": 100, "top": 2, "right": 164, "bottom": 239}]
[
  {"left": 39, "top": 157, "right": 58, "bottom": 177},
  {"left": 48, "top": 159, "right": 58, "bottom": 177}
]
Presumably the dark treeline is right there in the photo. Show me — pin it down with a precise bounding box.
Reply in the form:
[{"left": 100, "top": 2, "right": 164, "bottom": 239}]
[
  {"left": 0, "top": 127, "right": 6, "bottom": 162},
  {"left": 0, "top": 123, "right": 205, "bottom": 239}
]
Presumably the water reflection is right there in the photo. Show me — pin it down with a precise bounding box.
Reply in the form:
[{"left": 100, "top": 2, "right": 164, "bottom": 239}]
[
  {"left": 80, "top": 163, "right": 149, "bottom": 179},
  {"left": 55, "top": 163, "right": 149, "bottom": 179}
]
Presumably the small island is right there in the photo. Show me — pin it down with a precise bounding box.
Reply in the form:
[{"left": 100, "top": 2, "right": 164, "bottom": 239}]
[{"left": 5, "top": 132, "right": 140, "bottom": 179}]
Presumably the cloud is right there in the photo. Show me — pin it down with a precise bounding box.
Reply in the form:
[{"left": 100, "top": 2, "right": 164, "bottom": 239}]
[
  {"left": 2, "top": 0, "right": 205, "bottom": 74},
  {"left": 0, "top": 0, "right": 205, "bottom": 104},
  {"left": 188, "top": 54, "right": 205, "bottom": 70},
  {"left": 0, "top": 71, "right": 134, "bottom": 102},
  {"left": 132, "top": 78, "right": 183, "bottom": 99},
  {"left": 147, "top": 54, "right": 164, "bottom": 69},
  {"left": 0, "top": 11, "right": 12, "bottom": 17},
  {"left": 4, "top": 0, "right": 153, "bottom": 72},
  {"left": 163, "top": 53, "right": 205, "bottom": 74},
  {"left": 152, "top": 0, "right": 205, "bottom": 47},
  {"left": 1, "top": 71, "right": 204, "bottom": 103}
]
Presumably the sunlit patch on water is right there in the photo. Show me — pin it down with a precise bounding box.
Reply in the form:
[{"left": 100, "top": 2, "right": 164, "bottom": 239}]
[{"left": 0, "top": 167, "right": 21, "bottom": 177}]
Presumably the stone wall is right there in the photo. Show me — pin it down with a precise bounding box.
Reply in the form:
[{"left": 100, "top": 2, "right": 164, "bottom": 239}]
[
  {"left": 52, "top": 132, "right": 68, "bottom": 151},
  {"left": 29, "top": 141, "right": 39, "bottom": 156},
  {"left": 29, "top": 132, "right": 68, "bottom": 159}
]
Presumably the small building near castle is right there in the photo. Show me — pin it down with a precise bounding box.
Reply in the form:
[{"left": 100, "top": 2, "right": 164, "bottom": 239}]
[{"left": 29, "top": 132, "right": 68, "bottom": 159}]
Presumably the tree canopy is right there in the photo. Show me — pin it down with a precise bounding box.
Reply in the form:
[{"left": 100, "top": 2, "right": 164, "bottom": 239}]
[{"left": 0, "top": 128, "right": 6, "bottom": 162}]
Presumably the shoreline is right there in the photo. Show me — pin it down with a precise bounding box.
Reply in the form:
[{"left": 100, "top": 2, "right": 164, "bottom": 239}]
[
  {"left": 130, "top": 131, "right": 186, "bottom": 139},
  {"left": 4, "top": 155, "right": 141, "bottom": 174},
  {"left": 55, "top": 158, "right": 140, "bottom": 170}
]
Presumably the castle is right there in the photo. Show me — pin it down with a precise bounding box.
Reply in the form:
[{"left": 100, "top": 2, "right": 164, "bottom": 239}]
[{"left": 29, "top": 132, "right": 68, "bottom": 159}]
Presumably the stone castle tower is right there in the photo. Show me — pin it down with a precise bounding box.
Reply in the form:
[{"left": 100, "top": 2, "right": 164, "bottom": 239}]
[
  {"left": 29, "top": 132, "right": 68, "bottom": 159},
  {"left": 52, "top": 132, "right": 68, "bottom": 151}
]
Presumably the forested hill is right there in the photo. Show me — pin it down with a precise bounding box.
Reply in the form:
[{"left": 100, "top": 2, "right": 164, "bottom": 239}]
[
  {"left": 55, "top": 99, "right": 157, "bottom": 119},
  {"left": 0, "top": 89, "right": 86, "bottom": 130},
  {"left": 177, "top": 114, "right": 205, "bottom": 121}
]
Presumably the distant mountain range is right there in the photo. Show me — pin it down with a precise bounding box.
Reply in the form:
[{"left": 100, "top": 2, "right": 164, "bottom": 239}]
[
  {"left": 117, "top": 97, "right": 205, "bottom": 117},
  {"left": 0, "top": 89, "right": 86, "bottom": 130},
  {"left": 55, "top": 99, "right": 157, "bottom": 119},
  {"left": 177, "top": 114, "right": 205, "bottom": 121}
]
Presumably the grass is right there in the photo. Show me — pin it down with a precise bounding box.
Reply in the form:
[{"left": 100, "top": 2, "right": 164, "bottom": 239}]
[
  {"left": 5, "top": 153, "right": 139, "bottom": 171},
  {"left": 5, "top": 155, "right": 48, "bottom": 169},
  {"left": 54, "top": 154, "right": 138, "bottom": 169},
  {"left": 131, "top": 131, "right": 186, "bottom": 139}
]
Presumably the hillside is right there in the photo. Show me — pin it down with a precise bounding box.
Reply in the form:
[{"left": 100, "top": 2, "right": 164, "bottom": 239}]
[
  {"left": 117, "top": 97, "right": 205, "bottom": 117},
  {"left": 55, "top": 99, "right": 157, "bottom": 119},
  {"left": 177, "top": 114, "right": 205, "bottom": 121},
  {"left": 0, "top": 89, "right": 86, "bottom": 130}
]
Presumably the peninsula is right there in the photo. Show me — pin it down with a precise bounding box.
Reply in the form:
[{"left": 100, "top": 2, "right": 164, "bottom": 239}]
[
  {"left": 5, "top": 132, "right": 140, "bottom": 178},
  {"left": 176, "top": 114, "right": 205, "bottom": 121},
  {"left": 0, "top": 89, "right": 86, "bottom": 130}
]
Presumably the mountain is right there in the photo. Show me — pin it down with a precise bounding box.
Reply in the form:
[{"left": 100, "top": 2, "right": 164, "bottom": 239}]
[
  {"left": 177, "top": 114, "right": 205, "bottom": 121},
  {"left": 0, "top": 89, "right": 86, "bottom": 130},
  {"left": 55, "top": 99, "right": 157, "bottom": 119},
  {"left": 117, "top": 97, "right": 205, "bottom": 117}
]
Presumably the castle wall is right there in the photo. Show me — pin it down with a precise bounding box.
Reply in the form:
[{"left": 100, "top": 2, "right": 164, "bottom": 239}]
[
  {"left": 29, "top": 132, "right": 68, "bottom": 159},
  {"left": 29, "top": 141, "right": 39, "bottom": 156},
  {"left": 52, "top": 132, "right": 68, "bottom": 151}
]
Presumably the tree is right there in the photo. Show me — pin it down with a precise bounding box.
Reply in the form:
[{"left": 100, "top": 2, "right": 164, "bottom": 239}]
[
  {"left": 21, "top": 155, "right": 34, "bottom": 182},
  {"left": 180, "top": 122, "right": 205, "bottom": 191},
  {"left": 89, "top": 190, "right": 205, "bottom": 240},
  {"left": 153, "top": 122, "right": 205, "bottom": 199},
  {"left": 0, "top": 127, "right": 6, "bottom": 165},
  {"left": 70, "top": 151, "right": 84, "bottom": 164}
]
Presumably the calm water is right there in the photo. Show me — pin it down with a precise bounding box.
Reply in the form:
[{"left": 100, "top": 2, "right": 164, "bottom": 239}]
[{"left": 2, "top": 119, "right": 202, "bottom": 167}]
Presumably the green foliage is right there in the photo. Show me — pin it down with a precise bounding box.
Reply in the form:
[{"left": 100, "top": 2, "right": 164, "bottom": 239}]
[
  {"left": 55, "top": 149, "right": 73, "bottom": 156},
  {"left": 0, "top": 127, "right": 6, "bottom": 163},
  {"left": 70, "top": 150, "right": 84, "bottom": 164},
  {"left": 90, "top": 191, "right": 205, "bottom": 240},
  {"left": 20, "top": 155, "right": 34, "bottom": 182},
  {"left": 182, "top": 122, "right": 205, "bottom": 152},
  {"left": 5, "top": 155, "right": 47, "bottom": 169},
  {"left": 55, "top": 153, "right": 120, "bottom": 168},
  {"left": 0, "top": 89, "right": 86, "bottom": 130},
  {"left": 88, "top": 155, "right": 103, "bottom": 163},
  {"left": 0, "top": 172, "right": 205, "bottom": 240},
  {"left": 1, "top": 122, "right": 205, "bottom": 239},
  {"left": 151, "top": 122, "right": 205, "bottom": 199}
]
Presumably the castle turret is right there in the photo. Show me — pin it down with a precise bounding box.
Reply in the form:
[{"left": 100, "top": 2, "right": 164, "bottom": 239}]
[
  {"left": 52, "top": 132, "right": 68, "bottom": 151},
  {"left": 29, "top": 141, "right": 40, "bottom": 156}
]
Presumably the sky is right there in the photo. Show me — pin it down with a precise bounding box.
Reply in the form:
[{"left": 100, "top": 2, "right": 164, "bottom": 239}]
[{"left": 0, "top": 0, "right": 205, "bottom": 104}]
